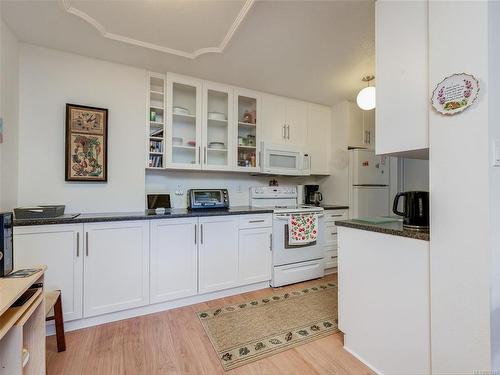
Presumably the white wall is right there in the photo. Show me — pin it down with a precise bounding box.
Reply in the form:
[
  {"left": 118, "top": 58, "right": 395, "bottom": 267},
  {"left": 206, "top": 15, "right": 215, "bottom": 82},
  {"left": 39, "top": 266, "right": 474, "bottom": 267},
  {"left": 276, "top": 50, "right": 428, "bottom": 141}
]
[
  {"left": 18, "top": 45, "right": 146, "bottom": 213},
  {"left": 0, "top": 18, "right": 19, "bottom": 211},
  {"left": 146, "top": 170, "right": 323, "bottom": 208},
  {"left": 489, "top": 1, "right": 500, "bottom": 371},
  {"left": 429, "top": 2, "right": 491, "bottom": 372},
  {"left": 319, "top": 103, "right": 350, "bottom": 205},
  {"left": 402, "top": 159, "right": 429, "bottom": 192}
]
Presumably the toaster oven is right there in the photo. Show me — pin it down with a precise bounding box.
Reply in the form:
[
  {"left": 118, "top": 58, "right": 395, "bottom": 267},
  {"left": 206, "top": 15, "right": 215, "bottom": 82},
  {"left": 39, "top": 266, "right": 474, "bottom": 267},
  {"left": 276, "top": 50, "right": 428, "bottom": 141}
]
[{"left": 188, "top": 189, "right": 229, "bottom": 210}]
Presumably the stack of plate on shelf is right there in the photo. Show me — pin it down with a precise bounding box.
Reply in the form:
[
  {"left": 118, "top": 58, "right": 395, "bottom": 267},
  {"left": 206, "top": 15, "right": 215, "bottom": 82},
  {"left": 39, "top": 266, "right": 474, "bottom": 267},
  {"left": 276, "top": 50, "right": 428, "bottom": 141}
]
[
  {"left": 173, "top": 106, "right": 190, "bottom": 115},
  {"left": 208, "top": 112, "right": 226, "bottom": 121}
]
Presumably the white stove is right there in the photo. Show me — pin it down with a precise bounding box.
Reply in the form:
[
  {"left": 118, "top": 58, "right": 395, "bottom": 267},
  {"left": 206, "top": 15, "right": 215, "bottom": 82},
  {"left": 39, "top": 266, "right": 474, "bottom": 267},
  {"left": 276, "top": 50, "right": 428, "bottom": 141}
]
[
  {"left": 250, "top": 186, "right": 324, "bottom": 213},
  {"left": 250, "top": 186, "right": 325, "bottom": 287}
]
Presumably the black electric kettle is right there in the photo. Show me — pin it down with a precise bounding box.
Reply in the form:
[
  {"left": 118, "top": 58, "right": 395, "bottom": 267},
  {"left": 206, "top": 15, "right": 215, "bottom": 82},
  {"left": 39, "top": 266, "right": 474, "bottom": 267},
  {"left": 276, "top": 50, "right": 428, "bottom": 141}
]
[{"left": 393, "top": 191, "right": 429, "bottom": 230}]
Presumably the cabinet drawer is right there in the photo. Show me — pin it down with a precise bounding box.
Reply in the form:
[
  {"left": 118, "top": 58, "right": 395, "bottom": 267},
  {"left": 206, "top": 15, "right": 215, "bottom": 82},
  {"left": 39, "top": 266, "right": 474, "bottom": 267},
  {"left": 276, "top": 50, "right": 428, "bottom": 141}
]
[
  {"left": 325, "top": 250, "right": 338, "bottom": 269},
  {"left": 239, "top": 214, "right": 272, "bottom": 229},
  {"left": 325, "top": 223, "right": 338, "bottom": 244},
  {"left": 324, "top": 210, "right": 348, "bottom": 223}
]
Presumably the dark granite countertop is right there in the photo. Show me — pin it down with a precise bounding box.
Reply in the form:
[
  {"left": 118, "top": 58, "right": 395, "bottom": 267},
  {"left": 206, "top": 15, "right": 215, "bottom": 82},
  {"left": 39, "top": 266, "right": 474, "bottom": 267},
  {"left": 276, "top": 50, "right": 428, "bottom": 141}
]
[
  {"left": 13, "top": 206, "right": 274, "bottom": 226},
  {"left": 335, "top": 219, "right": 430, "bottom": 241},
  {"left": 321, "top": 205, "right": 349, "bottom": 210}
]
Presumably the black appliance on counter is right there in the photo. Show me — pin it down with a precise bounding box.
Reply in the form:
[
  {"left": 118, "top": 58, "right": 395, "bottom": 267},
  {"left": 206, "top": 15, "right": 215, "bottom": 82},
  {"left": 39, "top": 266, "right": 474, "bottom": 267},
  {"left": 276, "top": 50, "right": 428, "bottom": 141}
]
[
  {"left": 304, "top": 185, "right": 323, "bottom": 206},
  {"left": 393, "top": 191, "right": 430, "bottom": 231},
  {"left": 147, "top": 194, "right": 171, "bottom": 210},
  {"left": 188, "top": 189, "right": 229, "bottom": 210},
  {"left": 0, "top": 212, "right": 13, "bottom": 277}
]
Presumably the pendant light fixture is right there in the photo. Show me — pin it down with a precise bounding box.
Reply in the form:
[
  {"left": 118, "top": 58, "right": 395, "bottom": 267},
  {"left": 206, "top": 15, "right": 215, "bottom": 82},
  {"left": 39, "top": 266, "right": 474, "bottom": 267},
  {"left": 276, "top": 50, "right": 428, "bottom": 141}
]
[{"left": 356, "top": 75, "right": 376, "bottom": 110}]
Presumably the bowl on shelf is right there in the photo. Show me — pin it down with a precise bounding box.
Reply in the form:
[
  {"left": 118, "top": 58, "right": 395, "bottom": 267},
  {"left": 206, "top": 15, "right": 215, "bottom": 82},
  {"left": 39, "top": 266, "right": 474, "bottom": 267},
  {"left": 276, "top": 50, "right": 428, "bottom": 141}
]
[
  {"left": 172, "top": 137, "right": 183, "bottom": 146},
  {"left": 186, "top": 140, "right": 196, "bottom": 147},
  {"left": 173, "top": 106, "right": 190, "bottom": 115},
  {"left": 209, "top": 142, "right": 225, "bottom": 150},
  {"left": 208, "top": 112, "right": 227, "bottom": 121}
]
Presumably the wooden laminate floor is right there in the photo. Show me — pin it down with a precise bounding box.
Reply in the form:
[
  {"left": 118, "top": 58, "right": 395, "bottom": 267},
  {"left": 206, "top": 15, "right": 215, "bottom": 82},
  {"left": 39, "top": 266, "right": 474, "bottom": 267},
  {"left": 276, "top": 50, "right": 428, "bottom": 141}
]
[{"left": 46, "top": 274, "right": 374, "bottom": 375}]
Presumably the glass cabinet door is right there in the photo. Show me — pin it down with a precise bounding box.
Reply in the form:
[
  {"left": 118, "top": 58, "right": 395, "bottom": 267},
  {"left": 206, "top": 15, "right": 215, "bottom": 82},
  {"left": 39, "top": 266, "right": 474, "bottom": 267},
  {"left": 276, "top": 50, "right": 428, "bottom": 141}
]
[
  {"left": 148, "top": 73, "right": 165, "bottom": 169},
  {"left": 166, "top": 74, "right": 202, "bottom": 169},
  {"left": 202, "top": 83, "right": 233, "bottom": 170},
  {"left": 234, "top": 89, "right": 260, "bottom": 172}
]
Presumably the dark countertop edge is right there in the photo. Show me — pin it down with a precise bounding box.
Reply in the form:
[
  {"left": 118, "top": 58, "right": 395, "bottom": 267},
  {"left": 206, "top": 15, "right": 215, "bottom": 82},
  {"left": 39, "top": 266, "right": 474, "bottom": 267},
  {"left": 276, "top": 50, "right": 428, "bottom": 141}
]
[
  {"left": 335, "top": 220, "right": 430, "bottom": 241},
  {"left": 13, "top": 207, "right": 274, "bottom": 227}
]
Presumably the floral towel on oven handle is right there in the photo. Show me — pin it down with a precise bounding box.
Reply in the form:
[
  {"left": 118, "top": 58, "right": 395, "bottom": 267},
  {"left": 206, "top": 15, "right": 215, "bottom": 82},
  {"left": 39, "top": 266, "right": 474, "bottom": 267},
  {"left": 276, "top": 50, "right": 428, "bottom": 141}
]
[{"left": 288, "top": 213, "right": 318, "bottom": 245}]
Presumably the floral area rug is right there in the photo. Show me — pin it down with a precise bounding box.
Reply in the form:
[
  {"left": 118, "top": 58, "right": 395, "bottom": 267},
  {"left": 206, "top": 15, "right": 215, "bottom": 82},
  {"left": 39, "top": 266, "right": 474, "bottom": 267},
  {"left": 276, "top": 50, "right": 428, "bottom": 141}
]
[{"left": 197, "top": 282, "right": 338, "bottom": 370}]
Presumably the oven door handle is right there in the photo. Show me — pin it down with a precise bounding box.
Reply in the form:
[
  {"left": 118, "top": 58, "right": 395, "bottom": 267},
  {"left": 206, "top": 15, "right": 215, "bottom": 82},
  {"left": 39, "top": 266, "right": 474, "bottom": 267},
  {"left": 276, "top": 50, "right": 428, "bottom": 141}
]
[{"left": 274, "top": 214, "right": 324, "bottom": 220}]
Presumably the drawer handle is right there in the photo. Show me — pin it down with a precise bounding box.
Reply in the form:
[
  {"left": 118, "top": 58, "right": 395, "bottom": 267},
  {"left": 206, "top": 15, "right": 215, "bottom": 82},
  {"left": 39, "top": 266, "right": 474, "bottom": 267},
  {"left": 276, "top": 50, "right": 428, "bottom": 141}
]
[
  {"left": 249, "top": 219, "right": 265, "bottom": 223},
  {"left": 330, "top": 214, "right": 343, "bottom": 217}
]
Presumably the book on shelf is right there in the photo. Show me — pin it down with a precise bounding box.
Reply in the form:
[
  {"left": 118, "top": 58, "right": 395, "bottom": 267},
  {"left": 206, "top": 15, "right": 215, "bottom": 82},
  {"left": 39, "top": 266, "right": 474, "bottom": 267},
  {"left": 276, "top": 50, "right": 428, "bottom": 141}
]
[
  {"left": 149, "top": 154, "right": 163, "bottom": 168},
  {"left": 149, "top": 140, "right": 163, "bottom": 153}
]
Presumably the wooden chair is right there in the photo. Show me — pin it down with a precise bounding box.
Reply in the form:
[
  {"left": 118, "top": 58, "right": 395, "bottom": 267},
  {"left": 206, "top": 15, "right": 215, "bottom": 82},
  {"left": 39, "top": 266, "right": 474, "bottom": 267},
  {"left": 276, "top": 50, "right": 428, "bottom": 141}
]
[{"left": 45, "top": 290, "right": 66, "bottom": 352}]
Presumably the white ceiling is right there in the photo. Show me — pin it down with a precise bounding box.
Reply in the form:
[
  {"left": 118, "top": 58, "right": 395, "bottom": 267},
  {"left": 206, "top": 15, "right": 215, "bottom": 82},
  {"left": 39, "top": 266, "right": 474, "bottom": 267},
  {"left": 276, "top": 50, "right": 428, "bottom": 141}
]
[{"left": 1, "top": 0, "right": 375, "bottom": 106}]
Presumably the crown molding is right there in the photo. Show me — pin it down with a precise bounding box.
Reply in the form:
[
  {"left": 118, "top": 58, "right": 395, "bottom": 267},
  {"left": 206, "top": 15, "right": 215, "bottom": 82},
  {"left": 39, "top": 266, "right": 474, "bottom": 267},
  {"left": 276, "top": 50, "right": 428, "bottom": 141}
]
[{"left": 60, "top": 0, "right": 255, "bottom": 59}]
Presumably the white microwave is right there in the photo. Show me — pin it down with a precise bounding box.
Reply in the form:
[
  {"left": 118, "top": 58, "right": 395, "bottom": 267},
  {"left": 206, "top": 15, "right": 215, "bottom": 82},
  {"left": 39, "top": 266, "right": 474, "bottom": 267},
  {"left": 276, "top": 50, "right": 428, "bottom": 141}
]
[{"left": 261, "top": 142, "right": 311, "bottom": 176}]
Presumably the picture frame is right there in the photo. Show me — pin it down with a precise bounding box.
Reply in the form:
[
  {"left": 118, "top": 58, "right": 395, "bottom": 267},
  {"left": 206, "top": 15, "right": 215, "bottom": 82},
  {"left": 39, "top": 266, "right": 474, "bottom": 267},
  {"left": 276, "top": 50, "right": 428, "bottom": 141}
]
[{"left": 65, "top": 103, "right": 108, "bottom": 182}]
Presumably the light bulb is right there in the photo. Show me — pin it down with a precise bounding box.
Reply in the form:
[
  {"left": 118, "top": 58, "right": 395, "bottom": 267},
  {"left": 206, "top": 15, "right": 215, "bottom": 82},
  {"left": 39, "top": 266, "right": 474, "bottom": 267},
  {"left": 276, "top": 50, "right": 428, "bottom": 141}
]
[{"left": 356, "top": 86, "right": 376, "bottom": 110}]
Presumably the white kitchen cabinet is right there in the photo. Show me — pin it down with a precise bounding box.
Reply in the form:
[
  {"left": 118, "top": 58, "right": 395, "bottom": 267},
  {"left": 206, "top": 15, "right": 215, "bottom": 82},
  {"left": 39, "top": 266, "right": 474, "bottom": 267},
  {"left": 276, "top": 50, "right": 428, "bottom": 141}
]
[
  {"left": 83, "top": 221, "right": 150, "bottom": 317},
  {"left": 13, "top": 224, "right": 84, "bottom": 321},
  {"left": 166, "top": 73, "right": 203, "bottom": 169},
  {"left": 262, "top": 94, "right": 308, "bottom": 146},
  {"left": 286, "top": 99, "right": 308, "bottom": 146},
  {"left": 307, "top": 104, "right": 331, "bottom": 174},
  {"left": 362, "top": 109, "right": 375, "bottom": 151},
  {"left": 198, "top": 216, "right": 239, "bottom": 294},
  {"left": 150, "top": 218, "right": 198, "bottom": 304},
  {"left": 323, "top": 209, "right": 348, "bottom": 270},
  {"left": 339, "top": 101, "right": 374, "bottom": 150},
  {"left": 202, "top": 81, "right": 234, "bottom": 171},
  {"left": 262, "top": 94, "right": 288, "bottom": 144},
  {"left": 375, "top": 0, "right": 429, "bottom": 156},
  {"left": 238, "top": 227, "right": 272, "bottom": 285},
  {"left": 234, "top": 88, "right": 261, "bottom": 172}
]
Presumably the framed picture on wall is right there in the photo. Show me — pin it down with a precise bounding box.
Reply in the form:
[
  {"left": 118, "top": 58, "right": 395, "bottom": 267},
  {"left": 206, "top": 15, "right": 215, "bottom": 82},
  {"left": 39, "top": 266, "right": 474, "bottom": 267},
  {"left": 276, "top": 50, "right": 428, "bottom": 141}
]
[{"left": 65, "top": 103, "right": 108, "bottom": 182}]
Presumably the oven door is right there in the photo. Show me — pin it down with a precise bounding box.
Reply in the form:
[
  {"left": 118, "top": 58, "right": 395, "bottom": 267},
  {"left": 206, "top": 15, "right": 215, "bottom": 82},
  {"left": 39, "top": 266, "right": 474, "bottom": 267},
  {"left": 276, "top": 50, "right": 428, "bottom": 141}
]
[{"left": 272, "top": 213, "right": 325, "bottom": 266}]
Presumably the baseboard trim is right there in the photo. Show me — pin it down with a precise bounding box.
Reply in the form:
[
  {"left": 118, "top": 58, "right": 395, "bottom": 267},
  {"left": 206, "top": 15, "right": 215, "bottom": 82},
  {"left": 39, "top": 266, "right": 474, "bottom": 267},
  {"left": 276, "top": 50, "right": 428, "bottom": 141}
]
[
  {"left": 47, "top": 280, "right": 270, "bottom": 336},
  {"left": 343, "top": 344, "right": 384, "bottom": 375},
  {"left": 325, "top": 267, "right": 338, "bottom": 275}
]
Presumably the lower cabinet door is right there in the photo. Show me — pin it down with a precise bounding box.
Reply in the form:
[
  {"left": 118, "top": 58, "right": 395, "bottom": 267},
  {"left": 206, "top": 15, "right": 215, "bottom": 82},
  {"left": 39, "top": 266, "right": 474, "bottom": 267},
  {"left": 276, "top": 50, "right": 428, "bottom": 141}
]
[
  {"left": 198, "top": 216, "right": 239, "bottom": 294},
  {"left": 13, "top": 224, "right": 84, "bottom": 321},
  {"left": 150, "top": 218, "right": 198, "bottom": 303},
  {"left": 238, "top": 227, "right": 272, "bottom": 285},
  {"left": 83, "top": 221, "right": 150, "bottom": 317}
]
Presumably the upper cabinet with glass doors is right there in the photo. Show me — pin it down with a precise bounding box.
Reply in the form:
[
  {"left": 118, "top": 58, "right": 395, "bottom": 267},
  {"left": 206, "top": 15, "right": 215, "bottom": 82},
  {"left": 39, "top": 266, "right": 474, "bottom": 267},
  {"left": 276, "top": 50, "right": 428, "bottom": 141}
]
[
  {"left": 147, "top": 73, "right": 166, "bottom": 169},
  {"left": 202, "top": 82, "right": 233, "bottom": 171},
  {"left": 166, "top": 73, "right": 202, "bottom": 170},
  {"left": 234, "top": 88, "right": 261, "bottom": 173}
]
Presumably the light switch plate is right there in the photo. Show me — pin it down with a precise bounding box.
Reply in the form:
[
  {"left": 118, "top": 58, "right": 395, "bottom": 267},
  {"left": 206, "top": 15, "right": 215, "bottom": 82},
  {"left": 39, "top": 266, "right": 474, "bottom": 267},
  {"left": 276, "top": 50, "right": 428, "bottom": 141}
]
[{"left": 493, "top": 139, "right": 500, "bottom": 167}]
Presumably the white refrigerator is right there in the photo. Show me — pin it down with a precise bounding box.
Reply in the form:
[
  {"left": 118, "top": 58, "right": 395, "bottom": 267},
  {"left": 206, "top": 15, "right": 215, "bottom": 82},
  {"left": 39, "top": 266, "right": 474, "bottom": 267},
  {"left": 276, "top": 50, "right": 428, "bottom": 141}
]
[{"left": 349, "top": 149, "right": 390, "bottom": 218}]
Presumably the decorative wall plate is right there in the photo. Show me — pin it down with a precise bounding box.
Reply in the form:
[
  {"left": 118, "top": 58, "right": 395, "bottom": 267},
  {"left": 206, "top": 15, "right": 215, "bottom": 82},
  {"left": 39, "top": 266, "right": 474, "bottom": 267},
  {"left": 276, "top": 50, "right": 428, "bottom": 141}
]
[{"left": 431, "top": 73, "right": 479, "bottom": 115}]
